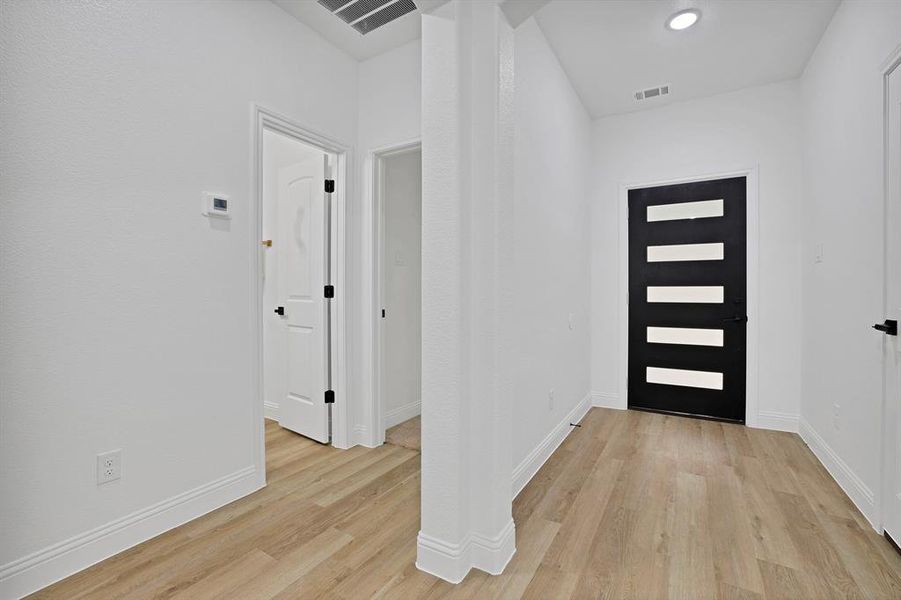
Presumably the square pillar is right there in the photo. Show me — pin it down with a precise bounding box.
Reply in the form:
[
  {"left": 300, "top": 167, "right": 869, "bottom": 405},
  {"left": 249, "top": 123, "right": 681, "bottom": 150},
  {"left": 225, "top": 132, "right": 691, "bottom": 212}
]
[{"left": 416, "top": 0, "right": 516, "bottom": 584}]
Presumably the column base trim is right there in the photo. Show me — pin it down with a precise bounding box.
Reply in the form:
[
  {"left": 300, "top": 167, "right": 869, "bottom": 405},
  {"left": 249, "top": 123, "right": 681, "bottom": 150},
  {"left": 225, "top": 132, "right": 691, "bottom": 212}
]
[{"left": 416, "top": 519, "right": 516, "bottom": 584}]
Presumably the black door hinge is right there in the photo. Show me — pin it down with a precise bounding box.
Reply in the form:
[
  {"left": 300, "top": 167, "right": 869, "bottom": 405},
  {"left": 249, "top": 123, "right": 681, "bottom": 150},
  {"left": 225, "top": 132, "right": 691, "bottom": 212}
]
[
  {"left": 324, "top": 390, "right": 335, "bottom": 404},
  {"left": 874, "top": 319, "right": 898, "bottom": 336},
  {"left": 324, "top": 179, "right": 335, "bottom": 193},
  {"left": 381, "top": 308, "right": 386, "bottom": 318},
  {"left": 324, "top": 285, "right": 334, "bottom": 298}
]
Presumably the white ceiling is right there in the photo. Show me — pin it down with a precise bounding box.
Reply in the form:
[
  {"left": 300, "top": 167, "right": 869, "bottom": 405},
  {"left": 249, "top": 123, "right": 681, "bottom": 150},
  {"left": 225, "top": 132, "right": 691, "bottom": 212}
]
[
  {"left": 534, "top": 0, "right": 840, "bottom": 118},
  {"left": 272, "top": 0, "right": 447, "bottom": 61}
]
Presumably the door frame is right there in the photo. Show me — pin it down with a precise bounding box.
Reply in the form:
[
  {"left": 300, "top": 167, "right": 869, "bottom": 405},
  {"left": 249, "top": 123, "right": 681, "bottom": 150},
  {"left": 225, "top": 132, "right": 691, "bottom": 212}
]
[
  {"left": 879, "top": 44, "right": 901, "bottom": 535},
  {"left": 251, "top": 104, "right": 352, "bottom": 484},
  {"left": 361, "top": 139, "right": 421, "bottom": 447},
  {"left": 616, "top": 166, "right": 762, "bottom": 428}
]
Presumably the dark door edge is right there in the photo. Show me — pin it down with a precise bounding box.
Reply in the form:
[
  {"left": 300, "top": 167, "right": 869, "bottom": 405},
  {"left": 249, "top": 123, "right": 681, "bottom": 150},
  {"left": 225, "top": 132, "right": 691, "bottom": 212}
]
[
  {"left": 886, "top": 531, "right": 901, "bottom": 557},
  {"left": 627, "top": 404, "right": 745, "bottom": 425}
]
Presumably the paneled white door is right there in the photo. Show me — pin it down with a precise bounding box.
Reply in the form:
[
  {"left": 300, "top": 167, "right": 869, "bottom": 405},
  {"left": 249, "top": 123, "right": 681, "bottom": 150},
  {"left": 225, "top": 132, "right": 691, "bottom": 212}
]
[
  {"left": 275, "top": 156, "right": 330, "bottom": 443},
  {"left": 883, "top": 63, "right": 901, "bottom": 542}
]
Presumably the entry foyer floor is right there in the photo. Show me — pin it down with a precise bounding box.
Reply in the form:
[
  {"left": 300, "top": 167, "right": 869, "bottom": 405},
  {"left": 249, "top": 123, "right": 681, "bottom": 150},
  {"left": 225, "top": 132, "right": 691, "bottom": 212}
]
[{"left": 31, "top": 409, "right": 901, "bottom": 599}]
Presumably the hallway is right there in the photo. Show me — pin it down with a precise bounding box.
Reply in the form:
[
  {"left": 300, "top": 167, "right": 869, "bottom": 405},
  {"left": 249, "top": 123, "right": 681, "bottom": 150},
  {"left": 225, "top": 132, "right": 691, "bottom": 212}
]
[{"left": 31, "top": 410, "right": 901, "bottom": 599}]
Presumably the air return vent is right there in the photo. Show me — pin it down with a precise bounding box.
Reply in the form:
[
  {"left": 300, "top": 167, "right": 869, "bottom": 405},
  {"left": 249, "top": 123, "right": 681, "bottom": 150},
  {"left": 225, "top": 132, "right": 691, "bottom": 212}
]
[
  {"left": 635, "top": 84, "right": 671, "bottom": 101},
  {"left": 317, "top": 0, "right": 417, "bottom": 35},
  {"left": 319, "top": 0, "right": 352, "bottom": 11}
]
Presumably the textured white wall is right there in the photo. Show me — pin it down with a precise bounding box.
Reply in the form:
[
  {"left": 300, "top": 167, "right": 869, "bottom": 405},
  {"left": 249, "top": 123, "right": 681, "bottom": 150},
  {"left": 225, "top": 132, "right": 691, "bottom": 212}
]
[
  {"left": 419, "top": 3, "right": 468, "bottom": 561},
  {"left": 0, "top": 0, "right": 357, "bottom": 592},
  {"left": 591, "top": 81, "right": 804, "bottom": 429},
  {"left": 512, "top": 19, "right": 592, "bottom": 467},
  {"left": 799, "top": 0, "right": 901, "bottom": 527},
  {"left": 358, "top": 40, "right": 422, "bottom": 152},
  {"left": 382, "top": 151, "right": 423, "bottom": 426}
]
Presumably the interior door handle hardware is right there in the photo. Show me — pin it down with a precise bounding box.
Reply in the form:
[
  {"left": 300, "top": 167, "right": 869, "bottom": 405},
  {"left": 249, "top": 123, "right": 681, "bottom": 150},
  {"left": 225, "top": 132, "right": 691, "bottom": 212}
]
[
  {"left": 722, "top": 315, "right": 748, "bottom": 323},
  {"left": 873, "top": 319, "right": 898, "bottom": 336},
  {"left": 260, "top": 240, "right": 272, "bottom": 247},
  {"left": 274, "top": 306, "right": 285, "bottom": 316}
]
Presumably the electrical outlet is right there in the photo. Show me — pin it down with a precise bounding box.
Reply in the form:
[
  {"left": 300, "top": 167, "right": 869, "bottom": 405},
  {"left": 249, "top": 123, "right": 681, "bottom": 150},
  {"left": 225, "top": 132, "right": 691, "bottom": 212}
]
[
  {"left": 832, "top": 403, "right": 841, "bottom": 431},
  {"left": 548, "top": 389, "right": 555, "bottom": 411},
  {"left": 568, "top": 313, "right": 575, "bottom": 331},
  {"left": 97, "top": 450, "right": 122, "bottom": 485}
]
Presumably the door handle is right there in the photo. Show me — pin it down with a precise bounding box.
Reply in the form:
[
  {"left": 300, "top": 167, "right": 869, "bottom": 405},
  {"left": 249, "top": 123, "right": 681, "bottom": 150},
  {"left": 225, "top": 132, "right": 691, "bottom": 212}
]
[
  {"left": 274, "top": 306, "right": 285, "bottom": 316},
  {"left": 873, "top": 319, "right": 898, "bottom": 336},
  {"left": 722, "top": 315, "right": 748, "bottom": 323}
]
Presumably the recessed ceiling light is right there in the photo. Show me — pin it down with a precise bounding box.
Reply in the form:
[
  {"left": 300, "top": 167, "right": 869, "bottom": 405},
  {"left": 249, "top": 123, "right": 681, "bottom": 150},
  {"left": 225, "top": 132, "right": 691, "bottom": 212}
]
[{"left": 667, "top": 9, "right": 700, "bottom": 31}]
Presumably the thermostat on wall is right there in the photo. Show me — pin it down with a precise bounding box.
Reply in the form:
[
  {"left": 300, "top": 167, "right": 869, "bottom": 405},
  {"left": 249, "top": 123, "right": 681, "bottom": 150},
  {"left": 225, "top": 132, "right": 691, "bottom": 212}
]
[{"left": 202, "top": 192, "right": 231, "bottom": 219}]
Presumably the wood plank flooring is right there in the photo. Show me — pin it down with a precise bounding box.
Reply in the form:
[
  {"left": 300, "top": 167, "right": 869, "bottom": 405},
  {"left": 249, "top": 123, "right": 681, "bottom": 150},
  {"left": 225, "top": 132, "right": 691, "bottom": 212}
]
[
  {"left": 385, "top": 415, "right": 421, "bottom": 451},
  {"left": 30, "top": 409, "right": 901, "bottom": 599}
]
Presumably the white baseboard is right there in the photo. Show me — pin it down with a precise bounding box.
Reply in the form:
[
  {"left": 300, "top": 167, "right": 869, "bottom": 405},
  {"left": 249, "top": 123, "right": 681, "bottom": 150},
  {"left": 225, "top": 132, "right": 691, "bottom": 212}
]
[
  {"left": 512, "top": 393, "right": 591, "bottom": 498},
  {"left": 416, "top": 519, "right": 515, "bottom": 584},
  {"left": 263, "top": 400, "right": 279, "bottom": 421},
  {"left": 799, "top": 418, "right": 878, "bottom": 530},
  {"left": 755, "top": 410, "right": 799, "bottom": 433},
  {"left": 470, "top": 519, "right": 516, "bottom": 576},
  {"left": 352, "top": 424, "right": 380, "bottom": 448},
  {"left": 383, "top": 400, "right": 421, "bottom": 430},
  {"left": 591, "top": 391, "right": 625, "bottom": 410},
  {"left": 0, "top": 466, "right": 261, "bottom": 599}
]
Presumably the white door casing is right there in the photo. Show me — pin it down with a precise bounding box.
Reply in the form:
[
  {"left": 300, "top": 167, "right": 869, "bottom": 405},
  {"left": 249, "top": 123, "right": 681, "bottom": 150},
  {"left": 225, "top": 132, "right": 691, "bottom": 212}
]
[
  {"left": 882, "top": 61, "right": 901, "bottom": 541},
  {"left": 276, "top": 156, "right": 330, "bottom": 443}
]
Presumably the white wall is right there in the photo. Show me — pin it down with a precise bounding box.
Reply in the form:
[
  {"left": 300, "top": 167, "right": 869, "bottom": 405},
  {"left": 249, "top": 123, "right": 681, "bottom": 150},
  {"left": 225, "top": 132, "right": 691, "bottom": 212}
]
[
  {"left": 358, "top": 40, "right": 422, "bottom": 154},
  {"left": 354, "top": 40, "right": 422, "bottom": 444},
  {"left": 511, "top": 19, "right": 593, "bottom": 471},
  {"left": 382, "top": 150, "right": 423, "bottom": 428},
  {"left": 0, "top": 1, "right": 357, "bottom": 595},
  {"left": 799, "top": 0, "right": 901, "bottom": 528},
  {"left": 591, "top": 80, "right": 804, "bottom": 430}
]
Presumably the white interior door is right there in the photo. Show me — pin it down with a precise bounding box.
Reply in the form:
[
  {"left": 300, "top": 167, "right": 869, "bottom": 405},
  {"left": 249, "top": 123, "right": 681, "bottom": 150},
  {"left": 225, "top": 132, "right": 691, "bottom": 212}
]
[
  {"left": 883, "top": 64, "right": 901, "bottom": 541},
  {"left": 276, "top": 155, "right": 330, "bottom": 443}
]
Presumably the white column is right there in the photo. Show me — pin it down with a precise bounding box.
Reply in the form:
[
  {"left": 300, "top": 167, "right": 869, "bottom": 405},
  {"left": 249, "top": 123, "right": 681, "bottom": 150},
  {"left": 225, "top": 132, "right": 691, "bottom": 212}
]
[{"left": 417, "top": 0, "right": 516, "bottom": 584}]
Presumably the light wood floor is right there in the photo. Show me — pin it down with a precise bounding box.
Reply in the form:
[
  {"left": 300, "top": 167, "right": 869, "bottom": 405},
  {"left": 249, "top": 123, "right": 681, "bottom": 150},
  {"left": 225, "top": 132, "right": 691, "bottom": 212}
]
[
  {"left": 30, "top": 409, "right": 901, "bottom": 599},
  {"left": 385, "top": 415, "right": 421, "bottom": 451}
]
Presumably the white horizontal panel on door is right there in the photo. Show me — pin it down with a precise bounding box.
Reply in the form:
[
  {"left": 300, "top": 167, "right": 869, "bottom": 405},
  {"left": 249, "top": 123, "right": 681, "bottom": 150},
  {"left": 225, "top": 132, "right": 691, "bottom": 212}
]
[
  {"left": 646, "top": 366, "right": 724, "bottom": 390},
  {"left": 647, "top": 286, "right": 724, "bottom": 303},
  {"left": 647, "top": 242, "right": 724, "bottom": 262},
  {"left": 647, "top": 199, "right": 724, "bottom": 222},
  {"left": 647, "top": 326, "right": 724, "bottom": 347}
]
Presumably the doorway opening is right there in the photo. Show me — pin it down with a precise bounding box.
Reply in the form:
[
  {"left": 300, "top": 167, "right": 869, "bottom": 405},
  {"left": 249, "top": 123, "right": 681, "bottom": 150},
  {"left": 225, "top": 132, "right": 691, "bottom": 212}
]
[
  {"left": 375, "top": 145, "right": 422, "bottom": 451},
  {"left": 252, "top": 106, "right": 349, "bottom": 483},
  {"left": 627, "top": 176, "right": 748, "bottom": 422},
  {"left": 880, "top": 49, "right": 901, "bottom": 549}
]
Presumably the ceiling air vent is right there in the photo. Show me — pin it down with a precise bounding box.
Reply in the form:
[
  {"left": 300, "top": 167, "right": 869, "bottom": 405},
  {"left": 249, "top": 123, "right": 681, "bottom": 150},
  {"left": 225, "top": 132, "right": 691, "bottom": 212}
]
[
  {"left": 317, "top": 0, "right": 418, "bottom": 35},
  {"left": 635, "top": 84, "right": 671, "bottom": 101}
]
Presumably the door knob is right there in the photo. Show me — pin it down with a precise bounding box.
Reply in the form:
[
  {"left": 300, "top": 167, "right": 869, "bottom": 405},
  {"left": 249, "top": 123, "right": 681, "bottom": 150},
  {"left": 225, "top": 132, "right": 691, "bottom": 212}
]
[
  {"left": 274, "top": 306, "right": 285, "bottom": 316},
  {"left": 873, "top": 319, "right": 898, "bottom": 336}
]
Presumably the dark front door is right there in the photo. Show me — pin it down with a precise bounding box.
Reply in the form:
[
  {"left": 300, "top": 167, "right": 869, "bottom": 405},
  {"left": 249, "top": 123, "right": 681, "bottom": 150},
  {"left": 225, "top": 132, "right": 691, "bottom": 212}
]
[{"left": 628, "top": 176, "right": 747, "bottom": 422}]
